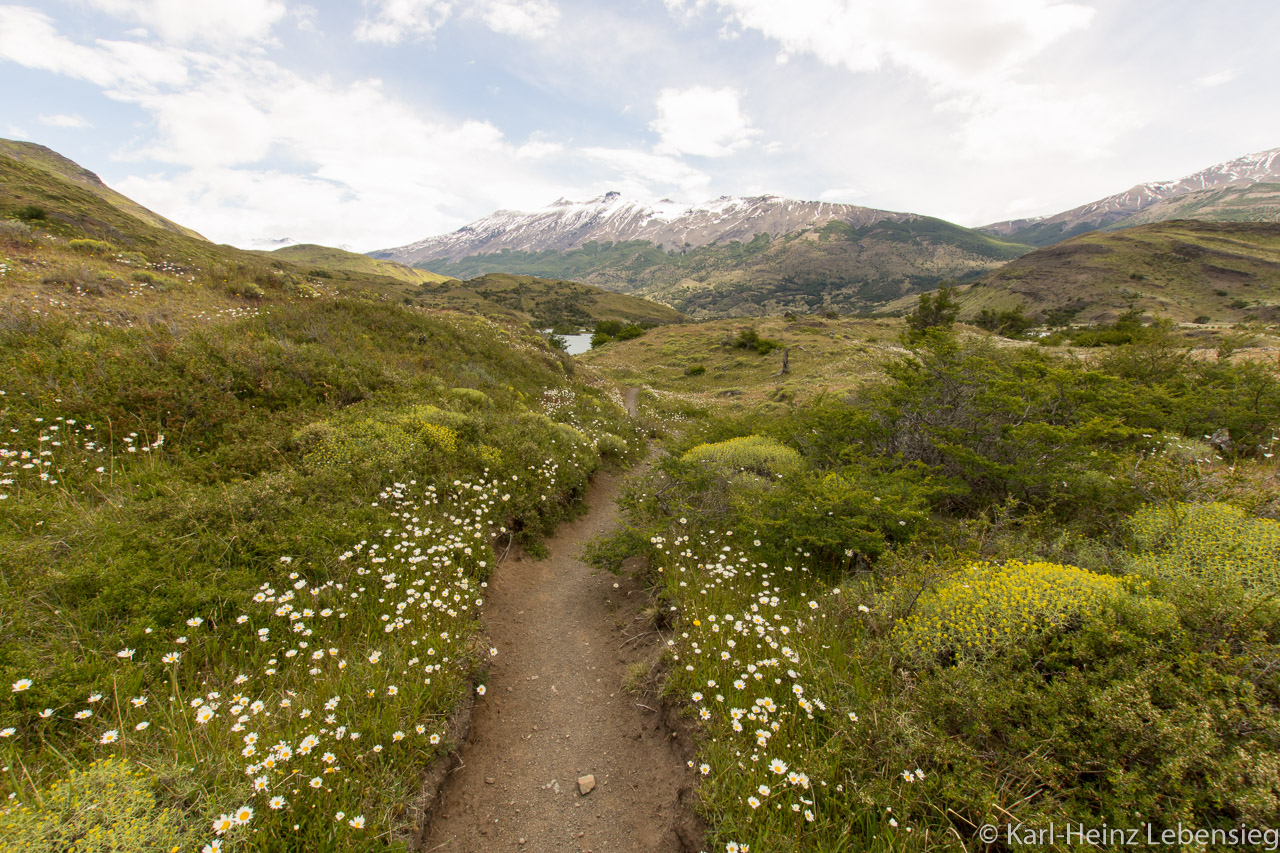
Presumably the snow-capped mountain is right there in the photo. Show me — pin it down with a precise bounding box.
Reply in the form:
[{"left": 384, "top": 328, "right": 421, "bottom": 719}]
[
  {"left": 980, "top": 147, "right": 1280, "bottom": 246},
  {"left": 372, "top": 192, "right": 917, "bottom": 265}
]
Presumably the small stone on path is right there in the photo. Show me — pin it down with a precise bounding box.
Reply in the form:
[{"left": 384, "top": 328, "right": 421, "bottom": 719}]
[{"left": 578, "top": 774, "right": 596, "bottom": 795}]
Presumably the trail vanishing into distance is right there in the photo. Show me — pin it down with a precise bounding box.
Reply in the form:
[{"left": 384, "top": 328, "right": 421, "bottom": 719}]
[{"left": 421, "top": 389, "right": 704, "bottom": 853}]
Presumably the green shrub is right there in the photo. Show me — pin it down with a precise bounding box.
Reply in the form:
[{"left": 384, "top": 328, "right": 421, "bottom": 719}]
[
  {"left": 680, "top": 434, "right": 802, "bottom": 478},
  {"left": 67, "top": 238, "right": 114, "bottom": 255},
  {"left": 684, "top": 364, "right": 706, "bottom": 376},
  {"left": 595, "top": 432, "right": 630, "bottom": 462},
  {"left": 449, "top": 387, "right": 493, "bottom": 408},
  {"left": 0, "top": 219, "right": 34, "bottom": 245},
  {"left": 896, "top": 559, "right": 1129, "bottom": 661},
  {"left": 227, "top": 280, "right": 265, "bottom": 299},
  {"left": 730, "top": 327, "right": 781, "bottom": 355}
]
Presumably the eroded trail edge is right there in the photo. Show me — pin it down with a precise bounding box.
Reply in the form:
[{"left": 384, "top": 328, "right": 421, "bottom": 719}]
[{"left": 420, "top": 468, "right": 702, "bottom": 852}]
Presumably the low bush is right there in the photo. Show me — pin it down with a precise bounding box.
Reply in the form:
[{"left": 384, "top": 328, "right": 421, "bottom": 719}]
[
  {"left": 895, "top": 559, "right": 1129, "bottom": 662},
  {"left": 1131, "top": 502, "right": 1280, "bottom": 597},
  {"left": 67, "top": 238, "right": 114, "bottom": 255},
  {"left": 681, "top": 434, "right": 802, "bottom": 478}
]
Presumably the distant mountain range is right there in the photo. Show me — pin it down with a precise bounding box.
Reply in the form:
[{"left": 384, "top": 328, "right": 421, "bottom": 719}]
[
  {"left": 374, "top": 147, "right": 1280, "bottom": 317},
  {"left": 378, "top": 192, "right": 919, "bottom": 264},
  {"left": 979, "top": 148, "right": 1280, "bottom": 246},
  {"left": 373, "top": 194, "right": 1030, "bottom": 317}
]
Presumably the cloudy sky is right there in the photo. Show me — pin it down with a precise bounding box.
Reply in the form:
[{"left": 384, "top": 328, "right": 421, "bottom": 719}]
[{"left": 3, "top": 0, "right": 1279, "bottom": 251}]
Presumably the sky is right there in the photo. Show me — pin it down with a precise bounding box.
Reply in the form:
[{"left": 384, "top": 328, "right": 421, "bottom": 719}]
[{"left": 2, "top": 0, "right": 1279, "bottom": 252}]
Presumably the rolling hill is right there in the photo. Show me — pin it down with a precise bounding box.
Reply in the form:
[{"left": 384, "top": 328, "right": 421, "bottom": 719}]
[
  {"left": 0, "top": 139, "right": 206, "bottom": 241},
  {"left": 266, "top": 243, "right": 451, "bottom": 284},
  {"left": 927, "top": 220, "right": 1280, "bottom": 325},
  {"left": 374, "top": 193, "right": 1032, "bottom": 318}
]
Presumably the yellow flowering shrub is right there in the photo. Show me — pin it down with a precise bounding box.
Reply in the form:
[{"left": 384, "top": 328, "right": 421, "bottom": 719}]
[
  {"left": 0, "top": 757, "right": 196, "bottom": 852},
  {"left": 896, "top": 560, "right": 1126, "bottom": 660},
  {"left": 478, "top": 443, "right": 503, "bottom": 468},
  {"left": 1131, "top": 502, "right": 1280, "bottom": 595},
  {"left": 681, "top": 435, "right": 803, "bottom": 478}
]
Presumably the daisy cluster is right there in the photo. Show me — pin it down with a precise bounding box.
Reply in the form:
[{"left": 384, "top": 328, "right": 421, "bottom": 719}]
[
  {"left": 649, "top": 527, "right": 883, "bottom": 850},
  {"left": 0, "top": 475, "right": 546, "bottom": 849}
]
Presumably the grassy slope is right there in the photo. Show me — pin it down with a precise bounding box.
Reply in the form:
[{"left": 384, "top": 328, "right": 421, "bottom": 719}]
[
  {"left": 0, "top": 139, "right": 206, "bottom": 241},
  {"left": 267, "top": 242, "right": 451, "bottom": 284},
  {"left": 417, "top": 218, "right": 1033, "bottom": 318},
  {"left": 0, "top": 146, "right": 642, "bottom": 851},
  {"left": 881, "top": 220, "right": 1280, "bottom": 324}
]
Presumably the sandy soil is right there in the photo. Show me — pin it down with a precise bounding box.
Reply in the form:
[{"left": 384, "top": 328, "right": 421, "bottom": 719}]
[{"left": 419, "top": 459, "right": 704, "bottom": 853}]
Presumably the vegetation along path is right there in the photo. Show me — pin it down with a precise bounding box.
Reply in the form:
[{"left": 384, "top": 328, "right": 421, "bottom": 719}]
[{"left": 421, "top": 455, "right": 702, "bottom": 850}]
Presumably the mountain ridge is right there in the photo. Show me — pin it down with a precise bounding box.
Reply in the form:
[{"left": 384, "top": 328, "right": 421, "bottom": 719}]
[
  {"left": 371, "top": 192, "right": 1030, "bottom": 317},
  {"left": 980, "top": 148, "right": 1280, "bottom": 246},
  {"left": 372, "top": 192, "right": 920, "bottom": 265}
]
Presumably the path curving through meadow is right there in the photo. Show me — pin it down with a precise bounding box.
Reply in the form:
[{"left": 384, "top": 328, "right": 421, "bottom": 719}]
[{"left": 420, "top": 394, "right": 703, "bottom": 852}]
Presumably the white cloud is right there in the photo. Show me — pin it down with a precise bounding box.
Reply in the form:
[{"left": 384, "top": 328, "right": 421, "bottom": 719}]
[
  {"left": 943, "top": 83, "right": 1141, "bottom": 163},
  {"left": 819, "top": 185, "right": 864, "bottom": 202},
  {"left": 355, "top": 0, "right": 559, "bottom": 44},
  {"left": 1194, "top": 69, "right": 1238, "bottom": 89},
  {"left": 579, "top": 147, "right": 710, "bottom": 198},
  {"left": 0, "top": 7, "right": 189, "bottom": 89},
  {"left": 667, "top": 0, "right": 1094, "bottom": 90},
  {"left": 663, "top": 0, "right": 1122, "bottom": 164},
  {"left": 38, "top": 113, "right": 92, "bottom": 129},
  {"left": 651, "top": 86, "right": 757, "bottom": 157},
  {"left": 83, "top": 0, "right": 288, "bottom": 45},
  {"left": 476, "top": 0, "right": 559, "bottom": 38}
]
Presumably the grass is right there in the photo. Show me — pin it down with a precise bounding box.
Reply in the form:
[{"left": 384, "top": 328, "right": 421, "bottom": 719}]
[{"left": 580, "top": 315, "right": 907, "bottom": 413}]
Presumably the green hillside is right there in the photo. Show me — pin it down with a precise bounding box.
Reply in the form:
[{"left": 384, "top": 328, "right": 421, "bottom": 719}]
[
  {"left": 267, "top": 242, "right": 451, "bottom": 284},
  {"left": 892, "top": 220, "right": 1280, "bottom": 325},
  {"left": 0, "top": 139, "right": 206, "bottom": 241},
  {"left": 418, "top": 218, "right": 1032, "bottom": 317},
  {"left": 0, "top": 144, "right": 640, "bottom": 852}
]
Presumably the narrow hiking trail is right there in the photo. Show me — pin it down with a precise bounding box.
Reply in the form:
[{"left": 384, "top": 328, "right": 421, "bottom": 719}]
[{"left": 421, "top": 390, "right": 703, "bottom": 852}]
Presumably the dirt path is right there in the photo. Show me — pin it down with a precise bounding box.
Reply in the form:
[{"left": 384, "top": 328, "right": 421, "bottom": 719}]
[{"left": 420, "top": 466, "right": 702, "bottom": 852}]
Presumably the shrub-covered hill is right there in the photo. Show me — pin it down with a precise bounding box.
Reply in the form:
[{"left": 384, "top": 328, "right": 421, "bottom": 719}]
[
  {"left": 412, "top": 272, "right": 685, "bottom": 331},
  {"left": 0, "top": 139, "right": 206, "bottom": 241},
  {"left": 0, "top": 152, "right": 642, "bottom": 851},
  {"left": 265, "top": 251, "right": 684, "bottom": 332},
  {"left": 902, "top": 219, "right": 1280, "bottom": 326}
]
